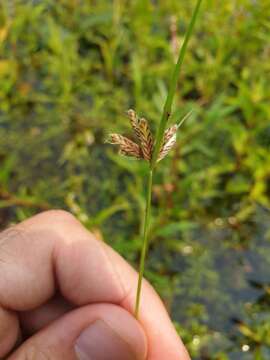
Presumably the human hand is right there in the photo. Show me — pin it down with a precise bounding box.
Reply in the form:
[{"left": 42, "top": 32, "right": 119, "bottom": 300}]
[{"left": 0, "top": 210, "right": 190, "bottom": 359}]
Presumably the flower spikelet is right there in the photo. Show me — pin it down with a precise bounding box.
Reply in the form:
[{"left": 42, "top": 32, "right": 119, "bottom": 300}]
[
  {"left": 127, "top": 109, "right": 141, "bottom": 140},
  {"left": 107, "top": 133, "right": 142, "bottom": 159},
  {"left": 108, "top": 109, "right": 189, "bottom": 163},
  {"left": 137, "top": 117, "right": 153, "bottom": 161},
  {"left": 157, "top": 124, "right": 178, "bottom": 162}
]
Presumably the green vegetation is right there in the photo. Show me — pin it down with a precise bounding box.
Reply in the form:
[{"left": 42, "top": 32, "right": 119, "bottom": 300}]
[
  {"left": 134, "top": 0, "right": 202, "bottom": 319},
  {"left": 0, "top": 1, "right": 269, "bottom": 359}
]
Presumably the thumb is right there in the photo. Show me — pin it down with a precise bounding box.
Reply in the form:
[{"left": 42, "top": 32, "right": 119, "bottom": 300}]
[{"left": 9, "top": 304, "right": 147, "bottom": 360}]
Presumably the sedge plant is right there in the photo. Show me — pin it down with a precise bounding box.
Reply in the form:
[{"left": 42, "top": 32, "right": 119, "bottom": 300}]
[{"left": 108, "top": 0, "right": 203, "bottom": 318}]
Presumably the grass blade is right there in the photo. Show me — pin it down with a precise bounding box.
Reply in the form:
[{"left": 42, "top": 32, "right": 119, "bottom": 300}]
[
  {"left": 135, "top": 0, "right": 203, "bottom": 318},
  {"left": 151, "top": 0, "right": 203, "bottom": 167}
]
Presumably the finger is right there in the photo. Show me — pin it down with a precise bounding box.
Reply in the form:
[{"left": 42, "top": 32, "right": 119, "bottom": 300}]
[
  {"left": 19, "top": 294, "right": 74, "bottom": 336},
  {"left": 0, "top": 307, "right": 20, "bottom": 358},
  {"left": 8, "top": 304, "right": 147, "bottom": 360},
  {"left": 0, "top": 210, "right": 190, "bottom": 359},
  {"left": 0, "top": 211, "right": 124, "bottom": 310}
]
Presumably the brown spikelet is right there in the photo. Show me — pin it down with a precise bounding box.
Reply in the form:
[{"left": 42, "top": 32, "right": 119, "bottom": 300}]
[
  {"left": 127, "top": 109, "right": 141, "bottom": 140},
  {"left": 164, "top": 124, "right": 178, "bottom": 142},
  {"left": 157, "top": 124, "right": 178, "bottom": 162},
  {"left": 107, "top": 133, "right": 143, "bottom": 159},
  {"left": 137, "top": 118, "right": 153, "bottom": 161}
]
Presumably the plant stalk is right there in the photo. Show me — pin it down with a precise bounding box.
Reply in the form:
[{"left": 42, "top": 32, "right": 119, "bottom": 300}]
[
  {"left": 135, "top": 168, "right": 153, "bottom": 318},
  {"left": 151, "top": 0, "right": 203, "bottom": 168},
  {"left": 134, "top": 0, "right": 202, "bottom": 318}
]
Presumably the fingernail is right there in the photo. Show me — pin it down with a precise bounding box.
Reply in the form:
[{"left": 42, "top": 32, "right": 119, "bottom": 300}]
[{"left": 75, "top": 320, "right": 137, "bottom": 360}]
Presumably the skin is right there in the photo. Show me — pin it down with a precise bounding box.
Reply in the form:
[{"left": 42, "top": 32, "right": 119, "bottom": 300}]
[{"left": 0, "top": 210, "right": 190, "bottom": 359}]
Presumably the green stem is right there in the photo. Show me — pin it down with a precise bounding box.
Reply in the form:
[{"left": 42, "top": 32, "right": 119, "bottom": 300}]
[
  {"left": 134, "top": 0, "right": 202, "bottom": 318},
  {"left": 135, "top": 168, "right": 153, "bottom": 318},
  {"left": 151, "top": 0, "right": 203, "bottom": 167}
]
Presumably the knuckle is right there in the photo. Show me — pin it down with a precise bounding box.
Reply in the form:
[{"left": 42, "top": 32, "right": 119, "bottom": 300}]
[
  {"left": 32, "top": 210, "right": 81, "bottom": 239},
  {"left": 0, "top": 225, "right": 26, "bottom": 254},
  {"left": 0, "top": 227, "right": 16, "bottom": 247},
  {"left": 36, "top": 210, "right": 84, "bottom": 247},
  {"left": 38, "top": 209, "right": 78, "bottom": 225}
]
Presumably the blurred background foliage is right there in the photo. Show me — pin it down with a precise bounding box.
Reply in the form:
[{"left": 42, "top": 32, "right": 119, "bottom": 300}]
[{"left": 0, "top": 0, "right": 270, "bottom": 358}]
